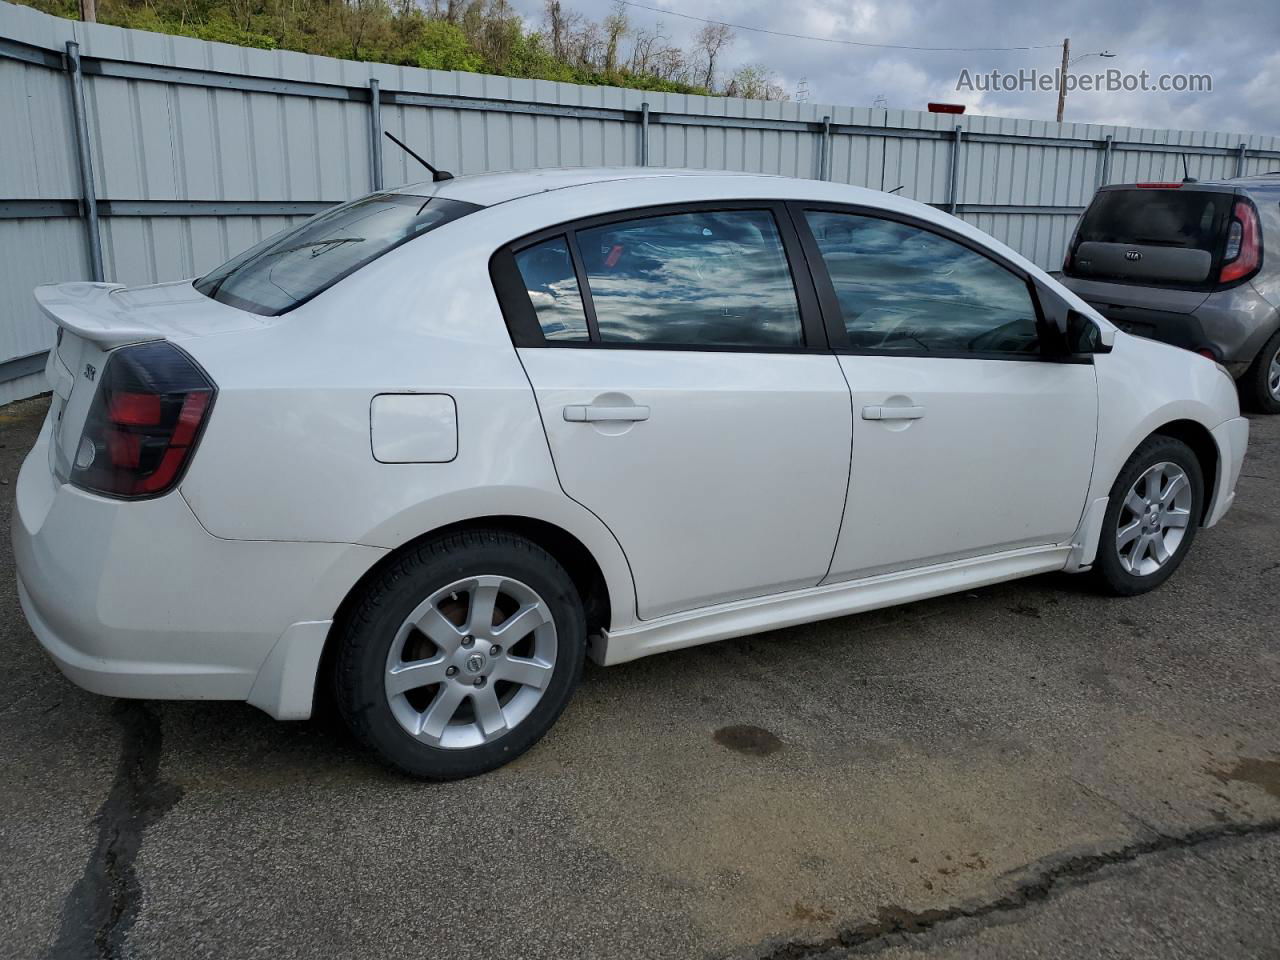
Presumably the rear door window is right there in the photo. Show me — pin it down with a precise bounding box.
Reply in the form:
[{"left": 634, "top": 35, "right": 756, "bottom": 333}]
[
  {"left": 195, "top": 194, "right": 478, "bottom": 315},
  {"left": 575, "top": 210, "right": 804, "bottom": 348}
]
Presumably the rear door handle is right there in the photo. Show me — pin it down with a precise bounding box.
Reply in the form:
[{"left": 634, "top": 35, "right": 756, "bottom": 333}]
[
  {"left": 563, "top": 404, "right": 650, "bottom": 423},
  {"left": 862, "top": 404, "right": 925, "bottom": 421}
]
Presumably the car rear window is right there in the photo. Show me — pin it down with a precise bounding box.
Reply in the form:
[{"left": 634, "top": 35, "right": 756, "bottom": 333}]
[
  {"left": 1075, "top": 189, "right": 1227, "bottom": 253},
  {"left": 194, "top": 194, "right": 479, "bottom": 315}
]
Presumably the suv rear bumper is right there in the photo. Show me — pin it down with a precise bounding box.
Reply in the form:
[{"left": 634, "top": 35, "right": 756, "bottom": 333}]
[
  {"left": 1090, "top": 301, "right": 1212, "bottom": 353},
  {"left": 11, "top": 415, "right": 385, "bottom": 719},
  {"left": 1064, "top": 276, "right": 1278, "bottom": 375}
]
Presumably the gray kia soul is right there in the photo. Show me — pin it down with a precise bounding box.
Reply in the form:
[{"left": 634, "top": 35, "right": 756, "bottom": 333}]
[{"left": 1062, "top": 175, "right": 1280, "bottom": 412}]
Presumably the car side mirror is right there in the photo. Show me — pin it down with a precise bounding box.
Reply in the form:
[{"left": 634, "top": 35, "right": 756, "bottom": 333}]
[
  {"left": 1034, "top": 280, "right": 1113, "bottom": 356},
  {"left": 1067, "top": 309, "right": 1113, "bottom": 355}
]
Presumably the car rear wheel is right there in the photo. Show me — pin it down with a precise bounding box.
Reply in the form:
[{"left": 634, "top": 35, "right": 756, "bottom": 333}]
[
  {"left": 1240, "top": 328, "right": 1280, "bottom": 414},
  {"left": 334, "top": 530, "right": 586, "bottom": 779},
  {"left": 1094, "top": 436, "right": 1204, "bottom": 596}
]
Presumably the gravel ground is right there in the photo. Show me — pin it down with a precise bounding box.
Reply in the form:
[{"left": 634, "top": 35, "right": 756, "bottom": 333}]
[{"left": 2, "top": 393, "right": 1278, "bottom": 960}]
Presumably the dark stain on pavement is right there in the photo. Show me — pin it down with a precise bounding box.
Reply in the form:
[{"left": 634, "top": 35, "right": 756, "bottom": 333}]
[
  {"left": 788, "top": 902, "right": 833, "bottom": 925},
  {"left": 756, "top": 819, "right": 1280, "bottom": 959},
  {"left": 47, "top": 702, "right": 183, "bottom": 960},
  {"left": 714, "top": 724, "right": 783, "bottom": 756},
  {"left": 1209, "top": 756, "right": 1280, "bottom": 800}
]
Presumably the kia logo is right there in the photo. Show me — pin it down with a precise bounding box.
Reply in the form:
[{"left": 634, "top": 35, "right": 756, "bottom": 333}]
[{"left": 1124, "top": 250, "right": 1143, "bottom": 262}]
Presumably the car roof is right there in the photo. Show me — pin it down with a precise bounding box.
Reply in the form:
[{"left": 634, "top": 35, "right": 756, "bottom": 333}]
[
  {"left": 1097, "top": 174, "right": 1280, "bottom": 199},
  {"left": 1097, "top": 180, "right": 1239, "bottom": 195},
  {"left": 1218, "top": 173, "right": 1280, "bottom": 199},
  {"left": 376, "top": 164, "right": 1086, "bottom": 303},
  {"left": 387, "top": 167, "right": 768, "bottom": 207}
]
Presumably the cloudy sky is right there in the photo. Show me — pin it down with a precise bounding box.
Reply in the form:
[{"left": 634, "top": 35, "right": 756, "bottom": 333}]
[{"left": 508, "top": 0, "right": 1280, "bottom": 137}]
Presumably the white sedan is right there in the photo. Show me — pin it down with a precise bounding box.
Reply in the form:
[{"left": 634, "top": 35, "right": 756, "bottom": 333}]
[{"left": 12, "top": 169, "right": 1249, "bottom": 779}]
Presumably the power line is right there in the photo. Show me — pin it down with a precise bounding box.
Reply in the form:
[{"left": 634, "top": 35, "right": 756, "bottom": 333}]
[{"left": 615, "top": 0, "right": 1061, "bottom": 52}]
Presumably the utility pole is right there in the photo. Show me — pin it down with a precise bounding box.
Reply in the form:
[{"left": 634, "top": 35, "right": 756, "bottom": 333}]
[
  {"left": 79, "top": 0, "right": 96, "bottom": 21},
  {"left": 1055, "top": 37, "right": 1069, "bottom": 123}
]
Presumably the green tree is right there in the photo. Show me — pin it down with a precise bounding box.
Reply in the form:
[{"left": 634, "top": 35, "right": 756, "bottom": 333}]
[
  {"left": 15, "top": 0, "right": 766, "bottom": 99},
  {"left": 415, "top": 18, "right": 483, "bottom": 71}
]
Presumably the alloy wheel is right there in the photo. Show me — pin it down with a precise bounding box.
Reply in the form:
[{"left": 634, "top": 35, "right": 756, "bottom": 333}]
[
  {"left": 1115, "top": 461, "right": 1193, "bottom": 576},
  {"left": 1269, "top": 346, "right": 1280, "bottom": 402},
  {"left": 384, "top": 575, "right": 557, "bottom": 749}
]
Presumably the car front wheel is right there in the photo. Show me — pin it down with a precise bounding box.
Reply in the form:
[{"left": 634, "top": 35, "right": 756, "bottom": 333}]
[
  {"left": 334, "top": 530, "right": 586, "bottom": 779},
  {"left": 1094, "top": 435, "right": 1204, "bottom": 596}
]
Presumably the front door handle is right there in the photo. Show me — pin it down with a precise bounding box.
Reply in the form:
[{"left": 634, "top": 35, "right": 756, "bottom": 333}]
[
  {"left": 563, "top": 404, "right": 651, "bottom": 423},
  {"left": 862, "top": 404, "right": 925, "bottom": 421}
]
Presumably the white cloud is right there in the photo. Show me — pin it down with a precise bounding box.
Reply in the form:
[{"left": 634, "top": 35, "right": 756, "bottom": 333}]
[{"left": 510, "top": 0, "right": 1280, "bottom": 136}]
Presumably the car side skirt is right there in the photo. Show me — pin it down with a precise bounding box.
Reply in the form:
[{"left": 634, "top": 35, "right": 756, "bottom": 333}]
[{"left": 592, "top": 544, "right": 1072, "bottom": 665}]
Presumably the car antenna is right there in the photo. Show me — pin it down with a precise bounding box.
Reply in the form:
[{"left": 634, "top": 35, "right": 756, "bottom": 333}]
[
  {"left": 383, "top": 131, "right": 454, "bottom": 182},
  {"left": 887, "top": 184, "right": 906, "bottom": 194},
  {"left": 1181, "top": 153, "right": 1197, "bottom": 183}
]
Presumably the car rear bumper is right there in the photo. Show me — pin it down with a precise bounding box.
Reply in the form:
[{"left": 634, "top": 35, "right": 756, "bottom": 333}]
[{"left": 11, "top": 416, "right": 385, "bottom": 718}]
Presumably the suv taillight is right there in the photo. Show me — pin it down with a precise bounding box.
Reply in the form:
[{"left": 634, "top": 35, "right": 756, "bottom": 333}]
[
  {"left": 71, "top": 341, "right": 215, "bottom": 498},
  {"left": 1219, "top": 199, "right": 1262, "bottom": 285}
]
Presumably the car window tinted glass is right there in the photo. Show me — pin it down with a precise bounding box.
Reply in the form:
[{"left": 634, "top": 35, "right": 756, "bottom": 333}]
[
  {"left": 1076, "top": 189, "right": 1227, "bottom": 252},
  {"left": 195, "top": 194, "right": 477, "bottom": 316},
  {"left": 576, "top": 210, "right": 803, "bottom": 347},
  {"left": 513, "top": 237, "right": 589, "bottom": 341},
  {"left": 805, "top": 211, "right": 1040, "bottom": 355}
]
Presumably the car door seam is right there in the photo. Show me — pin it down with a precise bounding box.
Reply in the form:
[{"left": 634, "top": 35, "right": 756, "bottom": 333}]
[
  {"left": 819, "top": 351, "right": 856, "bottom": 586},
  {"left": 508, "top": 343, "right": 643, "bottom": 621}
]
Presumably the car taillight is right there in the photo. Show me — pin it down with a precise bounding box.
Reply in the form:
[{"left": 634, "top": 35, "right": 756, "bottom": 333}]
[
  {"left": 1219, "top": 199, "right": 1261, "bottom": 285},
  {"left": 71, "top": 341, "right": 215, "bottom": 499}
]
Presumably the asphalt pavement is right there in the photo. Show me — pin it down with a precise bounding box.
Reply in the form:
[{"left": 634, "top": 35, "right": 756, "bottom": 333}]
[{"left": 2, "top": 393, "right": 1278, "bottom": 960}]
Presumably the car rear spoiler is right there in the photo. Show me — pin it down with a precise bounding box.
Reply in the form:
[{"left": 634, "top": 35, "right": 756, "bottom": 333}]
[{"left": 33, "top": 282, "right": 162, "bottom": 349}]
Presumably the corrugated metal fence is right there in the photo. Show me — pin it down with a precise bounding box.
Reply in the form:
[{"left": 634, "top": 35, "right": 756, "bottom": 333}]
[{"left": 3, "top": 0, "right": 1280, "bottom": 403}]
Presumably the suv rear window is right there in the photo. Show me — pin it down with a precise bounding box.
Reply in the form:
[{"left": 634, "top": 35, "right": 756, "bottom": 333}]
[
  {"left": 195, "top": 194, "right": 478, "bottom": 315},
  {"left": 1075, "top": 189, "right": 1227, "bottom": 253}
]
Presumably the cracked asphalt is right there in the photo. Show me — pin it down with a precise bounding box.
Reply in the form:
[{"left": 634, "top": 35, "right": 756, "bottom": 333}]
[{"left": 2, "top": 392, "right": 1279, "bottom": 960}]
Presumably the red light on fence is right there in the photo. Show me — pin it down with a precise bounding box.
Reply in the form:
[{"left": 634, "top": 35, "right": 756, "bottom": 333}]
[{"left": 927, "top": 103, "right": 966, "bottom": 114}]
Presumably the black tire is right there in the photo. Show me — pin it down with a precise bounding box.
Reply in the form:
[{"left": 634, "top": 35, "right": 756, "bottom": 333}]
[
  {"left": 1093, "top": 435, "right": 1204, "bottom": 597},
  {"left": 1239, "top": 327, "right": 1280, "bottom": 414},
  {"left": 334, "top": 529, "right": 586, "bottom": 780}
]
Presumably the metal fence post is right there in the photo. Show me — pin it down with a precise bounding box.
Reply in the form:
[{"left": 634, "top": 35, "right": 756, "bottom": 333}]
[
  {"left": 1236, "top": 142, "right": 1248, "bottom": 178},
  {"left": 640, "top": 102, "right": 649, "bottom": 166},
  {"left": 368, "top": 78, "right": 383, "bottom": 191},
  {"left": 947, "top": 124, "right": 963, "bottom": 214},
  {"left": 65, "top": 41, "right": 104, "bottom": 282},
  {"left": 819, "top": 115, "right": 831, "bottom": 180},
  {"left": 1099, "top": 134, "right": 1113, "bottom": 187}
]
